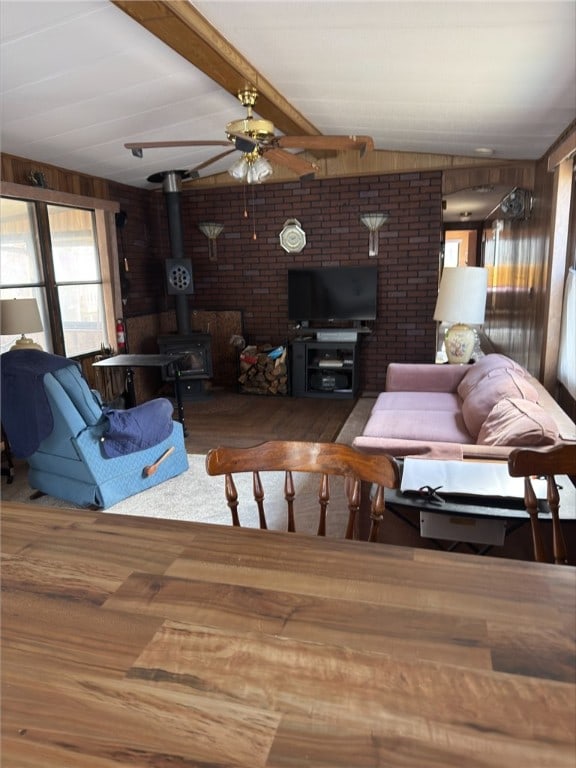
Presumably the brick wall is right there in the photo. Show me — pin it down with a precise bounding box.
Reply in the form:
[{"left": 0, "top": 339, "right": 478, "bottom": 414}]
[
  {"left": 167, "top": 171, "right": 442, "bottom": 391},
  {"left": 2, "top": 155, "right": 442, "bottom": 392}
]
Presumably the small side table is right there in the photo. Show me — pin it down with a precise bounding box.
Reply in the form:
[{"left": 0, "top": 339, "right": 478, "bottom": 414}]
[{"left": 93, "top": 354, "right": 187, "bottom": 436}]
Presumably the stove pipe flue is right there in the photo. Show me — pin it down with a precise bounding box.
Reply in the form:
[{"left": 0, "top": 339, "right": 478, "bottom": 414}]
[{"left": 148, "top": 169, "right": 193, "bottom": 336}]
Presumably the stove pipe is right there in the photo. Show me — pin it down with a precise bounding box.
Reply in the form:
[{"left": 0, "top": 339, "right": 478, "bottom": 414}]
[{"left": 148, "top": 169, "right": 192, "bottom": 336}]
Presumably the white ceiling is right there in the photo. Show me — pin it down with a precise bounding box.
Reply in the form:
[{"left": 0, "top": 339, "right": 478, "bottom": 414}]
[{"left": 1, "top": 1, "right": 574, "bottom": 222}]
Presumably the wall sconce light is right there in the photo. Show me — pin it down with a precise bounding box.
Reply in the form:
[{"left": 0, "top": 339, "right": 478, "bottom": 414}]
[
  {"left": 0, "top": 297, "right": 44, "bottom": 350},
  {"left": 360, "top": 213, "right": 389, "bottom": 257},
  {"left": 198, "top": 222, "right": 224, "bottom": 261}
]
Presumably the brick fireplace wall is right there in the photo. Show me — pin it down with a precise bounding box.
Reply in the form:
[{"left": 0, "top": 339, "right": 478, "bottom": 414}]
[
  {"left": 172, "top": 171, "right": 443, "bottom": 392},
  {"left": 2, "top": 154, "right": 443, "bottom": 393}
]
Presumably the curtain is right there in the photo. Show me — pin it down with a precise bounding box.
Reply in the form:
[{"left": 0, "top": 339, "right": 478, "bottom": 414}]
[{"left": 558, "top": 267, "right": 576, "bottom": 398}]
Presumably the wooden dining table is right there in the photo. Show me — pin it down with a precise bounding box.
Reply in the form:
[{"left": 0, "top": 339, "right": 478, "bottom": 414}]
[{"left": 2, "top": 500, "right": 575, "bottom": 767}]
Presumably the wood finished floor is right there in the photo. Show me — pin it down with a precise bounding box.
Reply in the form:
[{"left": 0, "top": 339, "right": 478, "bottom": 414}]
[{"left": 180, "top": 389, "right": 363, "bottom": 453}]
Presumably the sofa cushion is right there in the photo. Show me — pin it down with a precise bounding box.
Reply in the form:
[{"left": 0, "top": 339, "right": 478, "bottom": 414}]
[
  {"left": 362, "top": 408, "right": 473, "bottom": 444},
  {"left": 457, "top": 354, "right": 529, "bottom": 400},
  {"left": 477, "top": 398, "right": 559, "bottom": 446},
  {"left": 461, "top": 369, "right": 539, "bottom": 438},
  {"left": 372, "top": 391, "right": 462, "bottom": 412},
  {"left": 385, "top": 362, "right": 468, "bottom": 393}
]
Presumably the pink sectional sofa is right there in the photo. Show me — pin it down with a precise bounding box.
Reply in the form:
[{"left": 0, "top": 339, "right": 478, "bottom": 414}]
[{"left": 353, "top": 353, "right": 576, "bottom": 461}]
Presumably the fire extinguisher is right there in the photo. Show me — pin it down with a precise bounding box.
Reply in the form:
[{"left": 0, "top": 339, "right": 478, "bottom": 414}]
[{"left": 116, "top": 318, "right": 127, "bottom": 353}]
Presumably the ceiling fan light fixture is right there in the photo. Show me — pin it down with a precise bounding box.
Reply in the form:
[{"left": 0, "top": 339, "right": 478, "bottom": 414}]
[
  {"left": 228, "top": 156, "right": 248, "bottom": 180},
  {"left": 247, "top": 155, "right": 273, "bottom": 184},
  {"left": 228, "top": 151, "right": 273, "bottom": 184}
]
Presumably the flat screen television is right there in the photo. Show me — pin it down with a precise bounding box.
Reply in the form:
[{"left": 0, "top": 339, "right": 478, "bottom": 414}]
[{"left": 288, "top": 266, "right": 377, "bottom": 323}]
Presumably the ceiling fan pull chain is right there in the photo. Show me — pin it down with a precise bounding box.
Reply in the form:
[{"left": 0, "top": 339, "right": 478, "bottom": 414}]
[
  {"left": 251, "top": 186, "right": 257, "bottom": 241},
  {"left": 243, "top": 183, "right": 249, "bottom": 219}
]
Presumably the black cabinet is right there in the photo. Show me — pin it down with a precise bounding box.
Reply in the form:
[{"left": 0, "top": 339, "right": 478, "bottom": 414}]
[{"left": 291, "top": 339, "right": 359, "bottom": 398}]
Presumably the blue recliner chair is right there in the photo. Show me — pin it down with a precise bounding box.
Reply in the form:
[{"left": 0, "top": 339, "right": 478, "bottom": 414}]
[{"left": 1, "top": 350, "right": 189, "bottom": 508}]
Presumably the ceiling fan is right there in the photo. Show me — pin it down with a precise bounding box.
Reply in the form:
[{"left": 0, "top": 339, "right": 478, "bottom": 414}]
[{"left": 124, "top": 87, "right": 374, "bottom": 184}]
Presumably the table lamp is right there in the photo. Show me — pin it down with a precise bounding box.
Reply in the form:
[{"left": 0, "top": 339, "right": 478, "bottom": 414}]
[
  {"left": 433, "top": 267, "right": 488, "bottom": 364},
  {"left": 0, "top": 298, "right": 44, "bottom": 350}
]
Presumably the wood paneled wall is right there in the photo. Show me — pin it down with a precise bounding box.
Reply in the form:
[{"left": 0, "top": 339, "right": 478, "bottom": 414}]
[
  {"left": 481, "top": 157, "right": 553, "bottom": 375},
  {"left": 1, "top": 154, "right": 113, "bottom": 200}
]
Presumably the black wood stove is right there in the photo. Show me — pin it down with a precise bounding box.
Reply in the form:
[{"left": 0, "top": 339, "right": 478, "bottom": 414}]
[
  {"left": 150, "top": 170, "right": 213, "bottom": 400},
  {"left": 157, "top": 333, "right": 212, "bottom": 399}
]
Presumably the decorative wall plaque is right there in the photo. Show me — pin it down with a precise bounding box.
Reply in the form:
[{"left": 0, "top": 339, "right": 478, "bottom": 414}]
[{"left": 279, "top": 219, "right": 306, "bottom": 253}]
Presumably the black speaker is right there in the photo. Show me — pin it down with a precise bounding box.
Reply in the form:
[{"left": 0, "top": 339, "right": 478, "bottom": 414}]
[{"left": 165, "top": 259, "right": 194, "bottom": 295}]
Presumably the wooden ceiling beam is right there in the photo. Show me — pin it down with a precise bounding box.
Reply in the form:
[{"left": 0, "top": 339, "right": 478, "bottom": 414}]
[{"left": 111, "top": 0, "right": 320, "bottom": 137}]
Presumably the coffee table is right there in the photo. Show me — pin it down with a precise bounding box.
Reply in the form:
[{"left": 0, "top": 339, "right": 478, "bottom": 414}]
[{"left": 360, "top": 459, "right": 575, "bottom": 559}]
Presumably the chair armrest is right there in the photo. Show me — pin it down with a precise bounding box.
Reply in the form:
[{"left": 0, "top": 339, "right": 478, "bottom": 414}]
[{"left": 386, "top": 363, "right": 469, "bottom": 393}]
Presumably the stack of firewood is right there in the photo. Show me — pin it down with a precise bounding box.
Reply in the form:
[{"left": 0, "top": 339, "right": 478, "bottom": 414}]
[{"left": 238, "top": 345, "right": 288, "bottom": 395}]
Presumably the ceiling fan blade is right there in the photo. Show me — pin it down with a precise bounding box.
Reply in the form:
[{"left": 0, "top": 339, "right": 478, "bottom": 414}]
[
  {"left": 125, "top": 139, "right": 233, "bottom": 157},
  {"left": 186, "top": 147, "right": 236, "bottom": 181},
  {"left": 263, "top": 147, "right": 318, "bottom": 181},
  {"left": 276, "top": 135, "right": 374, "bottom": 157}
]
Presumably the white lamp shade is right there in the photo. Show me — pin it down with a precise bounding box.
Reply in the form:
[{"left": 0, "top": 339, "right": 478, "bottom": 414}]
[
  {"left": 1, "top": 298, "right": 43, "bottom": 335},
  {"left": 433, "top": 267, "right": 488, "bottom": 324}
]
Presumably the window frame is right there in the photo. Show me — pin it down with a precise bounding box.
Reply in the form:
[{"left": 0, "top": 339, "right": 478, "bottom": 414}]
[{"left": 1, "top": 181, "right": 121, "bottom": 358}]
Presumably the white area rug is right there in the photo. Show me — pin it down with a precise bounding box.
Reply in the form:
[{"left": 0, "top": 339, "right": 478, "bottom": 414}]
[{"left": 3, "top": 454, "right": 349, "bottom": 536}]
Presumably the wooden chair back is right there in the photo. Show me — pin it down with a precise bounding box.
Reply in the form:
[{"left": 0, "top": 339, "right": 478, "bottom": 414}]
[
  {"left": 508, "top": 443, "right": 576, "bottom": 564},
  {"left": 205, "top": 440, "right": 400, "bottom": 541}
]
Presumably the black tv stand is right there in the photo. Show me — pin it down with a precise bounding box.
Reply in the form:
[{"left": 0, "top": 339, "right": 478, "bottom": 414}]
[{"left": 291, "top": 335, "right": 360, "bottom": 398}]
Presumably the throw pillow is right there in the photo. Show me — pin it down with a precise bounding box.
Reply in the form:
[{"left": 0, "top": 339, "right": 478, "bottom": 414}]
[
  {"left": 457, "top": 353, "right": 529, "bottom": 400},
  {"left": 461, "top": 369, "right": 539, "bottom": 437},
  {"left": 477, "top": 398, "right": 559, "bottom": 446}
]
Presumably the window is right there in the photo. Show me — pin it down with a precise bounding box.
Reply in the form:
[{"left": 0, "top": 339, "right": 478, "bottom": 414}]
[{"left": 1, "top": 186, "right": 119, "bottom": 357}]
